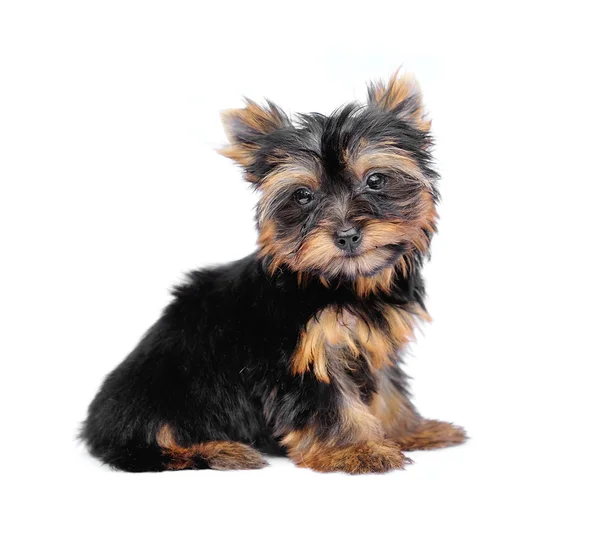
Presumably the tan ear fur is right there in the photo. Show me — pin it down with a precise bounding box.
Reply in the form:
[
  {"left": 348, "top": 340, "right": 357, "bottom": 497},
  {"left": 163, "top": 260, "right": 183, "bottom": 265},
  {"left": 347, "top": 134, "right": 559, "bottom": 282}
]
[
  {"left": 218, "top": 99, "right": 289, "bottom": 181},
  {"left": 367, "top": 71, "right": 431, "bottom": 132}
]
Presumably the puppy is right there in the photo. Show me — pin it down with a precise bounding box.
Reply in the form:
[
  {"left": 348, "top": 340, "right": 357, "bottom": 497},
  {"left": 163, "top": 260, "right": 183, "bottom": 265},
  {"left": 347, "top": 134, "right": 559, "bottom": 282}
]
[{"left": 81, "top": 72, "right": 466, "bottom": 474}]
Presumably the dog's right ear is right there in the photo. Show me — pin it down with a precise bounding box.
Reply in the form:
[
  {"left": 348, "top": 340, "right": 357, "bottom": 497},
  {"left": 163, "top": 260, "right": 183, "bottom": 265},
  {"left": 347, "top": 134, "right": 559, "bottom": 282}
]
[{"left": 219, "top": 99, "right": 290, "bottom": 183}]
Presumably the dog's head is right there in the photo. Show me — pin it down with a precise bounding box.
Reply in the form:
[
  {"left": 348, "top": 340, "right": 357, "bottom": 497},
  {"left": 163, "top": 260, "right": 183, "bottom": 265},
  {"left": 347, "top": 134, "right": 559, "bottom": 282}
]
[{"left": 220, "top": 73, "right": 438, "bottom": 284}]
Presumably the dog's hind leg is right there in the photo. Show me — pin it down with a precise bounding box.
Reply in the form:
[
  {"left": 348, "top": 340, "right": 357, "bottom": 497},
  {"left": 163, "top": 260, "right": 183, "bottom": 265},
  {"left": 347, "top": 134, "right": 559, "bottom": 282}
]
[
  {"left": 155, "top": 424, "right": 268, "bottom": 471},
  {"left": 84, "top": 423, "right": 268, "bottom": 472}
]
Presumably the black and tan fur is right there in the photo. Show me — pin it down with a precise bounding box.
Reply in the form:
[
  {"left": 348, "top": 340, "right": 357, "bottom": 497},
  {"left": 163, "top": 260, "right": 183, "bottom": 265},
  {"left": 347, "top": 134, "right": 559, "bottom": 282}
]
[{"left": 81, "top": 72, "right": 467, "bottom": 474}]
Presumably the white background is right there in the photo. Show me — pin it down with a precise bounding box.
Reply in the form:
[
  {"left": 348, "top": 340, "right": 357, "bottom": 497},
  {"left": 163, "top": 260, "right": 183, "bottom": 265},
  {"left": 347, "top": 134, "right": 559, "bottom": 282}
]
[{"left": 1, "top": 1, "right": 599, "bottom": 532}]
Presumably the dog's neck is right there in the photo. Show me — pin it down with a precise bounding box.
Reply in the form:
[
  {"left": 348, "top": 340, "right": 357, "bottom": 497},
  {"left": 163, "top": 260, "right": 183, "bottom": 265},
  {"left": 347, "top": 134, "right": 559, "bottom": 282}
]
[{"left": 261, "top": 253, "right": 426, "bottom": 305}]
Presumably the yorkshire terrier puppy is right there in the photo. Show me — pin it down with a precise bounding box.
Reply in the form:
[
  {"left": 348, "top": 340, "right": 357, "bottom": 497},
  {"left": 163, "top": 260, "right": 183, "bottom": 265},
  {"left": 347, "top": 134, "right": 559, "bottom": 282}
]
[{"left": 82, "top": 72, "right": 466, "bottom": 474}]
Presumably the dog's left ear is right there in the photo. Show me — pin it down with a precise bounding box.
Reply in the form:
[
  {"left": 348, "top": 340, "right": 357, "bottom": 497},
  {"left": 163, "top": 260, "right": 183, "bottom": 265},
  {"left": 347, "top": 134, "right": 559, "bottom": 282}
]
[
  {"left": 367, "top": 72, "right": 431, "bottom": 132},
  {"left": 219, "top": 99, "right": 290, "bottom": 183}
]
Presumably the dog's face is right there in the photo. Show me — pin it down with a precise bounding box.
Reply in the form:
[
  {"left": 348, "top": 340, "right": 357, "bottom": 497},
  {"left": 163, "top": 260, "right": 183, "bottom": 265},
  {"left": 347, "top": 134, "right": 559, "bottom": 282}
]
[{"left": 220, "top": 74, "right": 438, "bottom": 281}]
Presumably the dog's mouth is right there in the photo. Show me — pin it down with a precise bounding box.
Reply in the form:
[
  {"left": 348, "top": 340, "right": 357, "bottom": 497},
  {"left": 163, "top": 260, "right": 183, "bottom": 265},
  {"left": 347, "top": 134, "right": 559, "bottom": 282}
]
[
  {"left": 349, "top": 242, "right": 406, "bottom": 257},
  {"left": 326, "top": 243, "right": 408, "bottom": 278}
]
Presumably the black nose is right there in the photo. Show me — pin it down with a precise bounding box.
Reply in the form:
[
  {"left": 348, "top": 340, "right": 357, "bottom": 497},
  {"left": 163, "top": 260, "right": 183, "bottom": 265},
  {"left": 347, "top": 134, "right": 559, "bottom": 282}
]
[{"left": 334, "top": 227, "right": 362, "bottom": 253}]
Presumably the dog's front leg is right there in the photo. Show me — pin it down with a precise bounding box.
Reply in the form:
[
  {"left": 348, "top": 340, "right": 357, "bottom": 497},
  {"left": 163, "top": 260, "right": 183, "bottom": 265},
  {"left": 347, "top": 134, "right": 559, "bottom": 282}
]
[
  {"left": 275, "top": 371, "right": 412, "bottom": 474},
  {"left": 282, "top": 430, "right": 412, "bottom": 474}
]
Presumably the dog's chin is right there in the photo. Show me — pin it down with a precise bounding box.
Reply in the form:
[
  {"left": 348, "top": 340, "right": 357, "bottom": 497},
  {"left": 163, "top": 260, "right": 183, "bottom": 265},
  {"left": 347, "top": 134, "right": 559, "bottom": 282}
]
[{"left": 318, "top": 244, "right": 406, "bottom": 280}]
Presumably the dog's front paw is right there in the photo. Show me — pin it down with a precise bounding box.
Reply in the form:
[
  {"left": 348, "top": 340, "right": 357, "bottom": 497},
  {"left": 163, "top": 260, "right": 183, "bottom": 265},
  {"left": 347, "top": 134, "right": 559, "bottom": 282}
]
[{"left": 293, "top": 441, "right": 412, "bottom": 474}]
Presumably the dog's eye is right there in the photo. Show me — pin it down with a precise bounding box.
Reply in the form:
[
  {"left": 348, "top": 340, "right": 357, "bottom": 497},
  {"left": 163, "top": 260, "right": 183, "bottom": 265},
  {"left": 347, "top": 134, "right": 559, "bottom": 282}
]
[
  {"left": 294, "top": 187, "right": 314, "bottom": 206},
  {"left": 366, "top": 174, "right": 387, "bottom": 190}
]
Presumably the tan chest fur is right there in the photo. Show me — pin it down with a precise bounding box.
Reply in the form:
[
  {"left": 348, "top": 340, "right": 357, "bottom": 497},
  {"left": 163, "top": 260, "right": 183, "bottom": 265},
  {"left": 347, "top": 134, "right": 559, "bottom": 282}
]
[{"left": 291, "top": 303, "right": 429, "bottom": 384}]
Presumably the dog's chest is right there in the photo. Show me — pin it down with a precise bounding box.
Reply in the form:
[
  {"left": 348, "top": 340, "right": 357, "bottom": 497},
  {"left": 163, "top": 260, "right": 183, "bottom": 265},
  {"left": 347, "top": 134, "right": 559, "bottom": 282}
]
[{"left": 291, "top": 303, "right": 426, "bottom": 384}]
